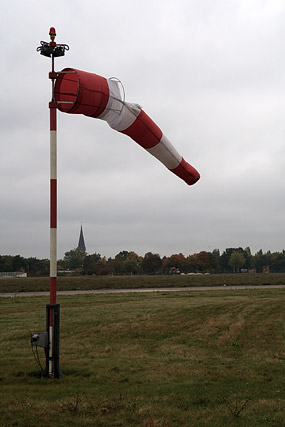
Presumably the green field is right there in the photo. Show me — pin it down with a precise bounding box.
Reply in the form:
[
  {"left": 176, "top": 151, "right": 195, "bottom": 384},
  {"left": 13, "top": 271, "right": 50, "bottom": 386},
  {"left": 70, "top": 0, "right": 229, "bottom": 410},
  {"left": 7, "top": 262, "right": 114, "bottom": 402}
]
[
  {"left": 0, "top": 288, "right": 284, "bottom": 426},
  {"left": 1, "top": 272, "right": 285, "bottom": 294}
]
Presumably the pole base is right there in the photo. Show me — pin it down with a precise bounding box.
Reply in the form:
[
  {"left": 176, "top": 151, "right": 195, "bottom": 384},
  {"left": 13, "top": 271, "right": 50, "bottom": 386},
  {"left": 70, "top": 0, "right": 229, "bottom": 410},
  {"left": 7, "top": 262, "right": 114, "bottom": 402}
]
[{"left": 45, "top": 304, "right": 63, "bottom": 378}]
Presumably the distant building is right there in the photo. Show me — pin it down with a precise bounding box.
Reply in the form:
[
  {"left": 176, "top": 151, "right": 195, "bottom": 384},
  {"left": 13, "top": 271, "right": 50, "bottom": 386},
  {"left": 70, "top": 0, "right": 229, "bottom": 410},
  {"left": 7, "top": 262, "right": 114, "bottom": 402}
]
[
  {"left": 0, "top": 272, "right": 27, "bottom": 278},
  {"left": 78, "top": 225, "right": 86, "bottom": 253}
]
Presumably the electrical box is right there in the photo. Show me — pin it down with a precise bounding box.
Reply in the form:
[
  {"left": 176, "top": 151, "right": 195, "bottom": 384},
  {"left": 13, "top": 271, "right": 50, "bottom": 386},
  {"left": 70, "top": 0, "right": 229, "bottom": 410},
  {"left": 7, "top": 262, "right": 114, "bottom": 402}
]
[{"left": 31, "top": 332, "right": 48, "bottom": 348}]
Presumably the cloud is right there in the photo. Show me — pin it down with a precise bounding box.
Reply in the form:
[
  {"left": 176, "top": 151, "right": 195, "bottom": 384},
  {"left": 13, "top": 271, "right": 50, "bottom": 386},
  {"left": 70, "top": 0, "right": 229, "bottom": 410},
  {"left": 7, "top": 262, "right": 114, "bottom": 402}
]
[{"left": 1, "top": 0, "right": 285, "bottom": 259}]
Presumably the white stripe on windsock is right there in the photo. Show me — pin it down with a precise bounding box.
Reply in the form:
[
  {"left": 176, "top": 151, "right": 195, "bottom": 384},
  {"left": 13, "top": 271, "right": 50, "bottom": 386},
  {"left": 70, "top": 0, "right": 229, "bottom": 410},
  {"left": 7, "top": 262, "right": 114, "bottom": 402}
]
[
  {"left": 147, "top": 134, "right": 182, "bottom": 170},
  {"left": 99, "top": 79, "right": 181, "bottom": 170},
  {"left": 98, "top": 79, "right": 141, "bottom": 131}
]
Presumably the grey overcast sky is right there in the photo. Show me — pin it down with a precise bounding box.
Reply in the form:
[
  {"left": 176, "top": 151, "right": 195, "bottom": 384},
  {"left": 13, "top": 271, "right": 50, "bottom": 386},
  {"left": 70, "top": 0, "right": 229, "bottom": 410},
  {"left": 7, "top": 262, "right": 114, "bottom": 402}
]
[{"left": 1, "top": 0, "right": 285, "bottom": 259}]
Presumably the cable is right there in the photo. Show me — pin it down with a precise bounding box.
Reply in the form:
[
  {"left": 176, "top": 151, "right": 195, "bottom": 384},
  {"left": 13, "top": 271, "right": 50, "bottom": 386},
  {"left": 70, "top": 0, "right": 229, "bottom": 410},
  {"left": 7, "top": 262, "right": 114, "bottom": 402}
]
[
  {"left": 31, "top": 344, "right": 45, "bottom": 374},
  {"left": 109, "top": 77, "right": 126, "bottom": 103}
]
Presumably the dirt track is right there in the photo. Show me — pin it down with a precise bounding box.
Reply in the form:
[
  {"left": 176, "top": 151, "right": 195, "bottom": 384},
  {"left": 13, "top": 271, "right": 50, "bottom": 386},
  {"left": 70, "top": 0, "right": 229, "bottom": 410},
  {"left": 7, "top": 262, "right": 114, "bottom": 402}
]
[{"left": 1, "top": 284, "right": 284, "bottom": 298}]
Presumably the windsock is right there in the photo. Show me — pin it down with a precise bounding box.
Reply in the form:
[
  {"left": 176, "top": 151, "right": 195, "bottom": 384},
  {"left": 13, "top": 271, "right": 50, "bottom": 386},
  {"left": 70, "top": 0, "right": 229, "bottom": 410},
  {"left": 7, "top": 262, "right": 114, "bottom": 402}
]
[{"left": 54, "top": 68, "right": 200, "bottom": 185}]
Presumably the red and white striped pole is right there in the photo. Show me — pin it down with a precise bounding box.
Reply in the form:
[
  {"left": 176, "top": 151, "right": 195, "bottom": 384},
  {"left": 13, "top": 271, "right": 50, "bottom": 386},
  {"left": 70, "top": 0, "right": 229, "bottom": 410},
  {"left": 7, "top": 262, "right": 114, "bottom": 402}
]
[
  {"left": 37, "top": 27, "right": 68, "bottom": 378},
  {"left": 49, "top": 86, "right": 57, "bottom": 305},
  {"left": 48, "top": 28, "right": 58, "bottom": 307},
  {"left": 49, "top": 87, "right": 57, "bottom": 376},
  {"left": 49, "top": 29, "right": 58, "bottom": 377}
]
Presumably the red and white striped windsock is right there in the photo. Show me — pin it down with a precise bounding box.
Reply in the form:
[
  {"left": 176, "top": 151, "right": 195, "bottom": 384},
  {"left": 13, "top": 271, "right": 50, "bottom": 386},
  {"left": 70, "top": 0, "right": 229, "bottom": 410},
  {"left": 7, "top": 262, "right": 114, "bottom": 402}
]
[{"left": 54, "top": 68, "right": 200, "bottom": 185}]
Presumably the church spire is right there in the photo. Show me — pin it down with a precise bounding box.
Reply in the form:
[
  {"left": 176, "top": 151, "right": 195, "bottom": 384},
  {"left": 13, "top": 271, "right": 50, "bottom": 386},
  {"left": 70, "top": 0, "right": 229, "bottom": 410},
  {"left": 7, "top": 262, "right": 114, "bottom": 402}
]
[{"left": 78, "top": 225, "right": 86, "bottom": 253}]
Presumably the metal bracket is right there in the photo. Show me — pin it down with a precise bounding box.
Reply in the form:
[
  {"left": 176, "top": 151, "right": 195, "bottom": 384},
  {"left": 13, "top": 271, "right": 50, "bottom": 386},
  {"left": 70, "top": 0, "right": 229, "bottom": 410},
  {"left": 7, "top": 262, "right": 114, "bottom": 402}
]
[
  {"left": 36, "top": 41, "right": 69, "bottom": 58},
  {"left": 31, "top": 332, "right": 48, "bottom": 348}
]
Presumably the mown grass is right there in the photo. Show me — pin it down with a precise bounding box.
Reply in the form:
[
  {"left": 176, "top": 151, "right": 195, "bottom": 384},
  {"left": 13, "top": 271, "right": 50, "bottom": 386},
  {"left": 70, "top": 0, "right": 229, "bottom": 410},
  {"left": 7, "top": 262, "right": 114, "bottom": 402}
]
[
  {"left": 1, "top": 272, "right": 285, "bottom": 294},
  {"left": 0, "top": 288, "right": 284, "bottom": 426}
]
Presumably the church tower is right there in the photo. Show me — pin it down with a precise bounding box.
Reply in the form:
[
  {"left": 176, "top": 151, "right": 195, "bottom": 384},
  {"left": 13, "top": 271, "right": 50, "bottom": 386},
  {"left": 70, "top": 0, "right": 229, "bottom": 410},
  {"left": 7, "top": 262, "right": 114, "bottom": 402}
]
[{"left": 78, "top": 225, "right": 86, "bottom": 253}]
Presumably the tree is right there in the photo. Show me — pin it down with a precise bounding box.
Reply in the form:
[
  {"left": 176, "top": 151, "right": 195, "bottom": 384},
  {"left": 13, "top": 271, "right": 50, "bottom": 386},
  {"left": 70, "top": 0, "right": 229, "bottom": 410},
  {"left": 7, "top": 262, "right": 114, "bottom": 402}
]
[
  {"left": 195, "top": 251, "right": 218, "bottom": 273},
  {"left": 122, "top": 252, "right": 142, "bottom": 274},
  {"left": 162, "top": 253, "right": 186, "bottom": 273},
  {"left": 12, "top": 255, "right": 26, "bottom": 271},
  {"left": 27, "top": 257, "right": 49, "bottom": 276},
  {"left": 270, "top": 251, "right": 285, "bottom": 272},
  {"left": 115, "top": 251, "right": 129, "bottom": 261},
  {"left": 83, "top": 253, "right": 101, "bottom": 275},
  {"left": 0, "top": 255, "right": 14, "bottom": 272},
  {"left": 142, "top": 252, "right": 162, "bottom": 274},
  {"left": 184, "top": 252, "right": 218, "bottom": 273},
  {"left": 64, "top": 248, "right": 86, "bottom": 270},
  {"left": 252, "top": 250, "right": 272, "bottom": 273},
  {"left": 184, "top": 254, "right": 198, "bottom": 273},
  {"left": 212, "top": 249, "right": 221, "bottom": 272},
  {"left": 243, "top": 247, "right": 253, "bottom": 269},
  {"left": 220, "top": 247, "right": 252, "bottom": 273},
  {"left": 229, "top": 251, "right": 245, "bottom": 273},
  {"left": 109, "top": 251, "right": 142, "bottom": 274}
]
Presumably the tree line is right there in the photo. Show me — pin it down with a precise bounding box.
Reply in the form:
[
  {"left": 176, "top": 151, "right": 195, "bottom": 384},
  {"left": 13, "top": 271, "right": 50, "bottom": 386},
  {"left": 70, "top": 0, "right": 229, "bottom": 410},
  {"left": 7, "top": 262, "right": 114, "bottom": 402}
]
[{"left": 1, "top": 247, "right": 285, "bottom": 276}]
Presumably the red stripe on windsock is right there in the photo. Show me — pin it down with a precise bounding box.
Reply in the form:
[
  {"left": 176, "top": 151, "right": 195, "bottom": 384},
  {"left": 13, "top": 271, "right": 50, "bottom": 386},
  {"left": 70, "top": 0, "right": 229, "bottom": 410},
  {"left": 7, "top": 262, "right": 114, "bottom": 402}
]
[
  {"left": 171, "top": 158, "right": 200, "bottom": 185},
  {"left": 120, "top": 110, "right": 163, "bottom": 149},
  {"left": 50, "top": 179, "right": 57, "bottom": 228},
  {"left": 54, "top": 68, "right": 110, "bottom": 117}
]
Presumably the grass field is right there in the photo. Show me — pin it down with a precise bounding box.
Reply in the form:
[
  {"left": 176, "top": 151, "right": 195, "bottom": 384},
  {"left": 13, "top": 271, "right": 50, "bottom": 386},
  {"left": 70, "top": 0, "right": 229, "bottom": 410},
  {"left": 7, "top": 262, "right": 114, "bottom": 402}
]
[
  {"left": 1, "top": 272, "right": 285, "bottom": 294},
  {"left": 0, "top": 288, "right": 284, "bottom": 426}
]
